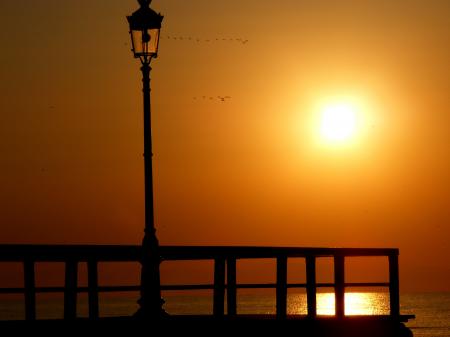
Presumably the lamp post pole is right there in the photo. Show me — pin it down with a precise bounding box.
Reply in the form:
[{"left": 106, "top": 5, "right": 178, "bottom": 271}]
[{"left": 137, "top": 59, "right": 164, "bottom": 317}]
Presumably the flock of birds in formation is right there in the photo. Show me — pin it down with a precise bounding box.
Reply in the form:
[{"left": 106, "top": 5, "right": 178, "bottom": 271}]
[
  {"left": 193, "top": 95, "right": 232, "bottom": 103},
  {"left": 162, "top": 35, "right": 247, "bottom": 103},
  {"left": 161, "top": 35, "right": 249, "bottom": 44}
]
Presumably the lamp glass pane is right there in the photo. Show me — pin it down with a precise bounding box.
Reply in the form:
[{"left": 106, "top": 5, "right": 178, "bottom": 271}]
[{"left": 131, "top": 29, "right": 160, "bottom": 57}]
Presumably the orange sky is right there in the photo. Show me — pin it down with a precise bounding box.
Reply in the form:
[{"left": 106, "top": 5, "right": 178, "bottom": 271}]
[{"left": 0, "top": 0, "right": 449, "bottom": 292}]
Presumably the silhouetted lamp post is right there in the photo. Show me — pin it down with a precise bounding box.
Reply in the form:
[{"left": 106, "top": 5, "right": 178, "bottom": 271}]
[{"left": 127, "top": 0, "right": 164, "bottom": 318}]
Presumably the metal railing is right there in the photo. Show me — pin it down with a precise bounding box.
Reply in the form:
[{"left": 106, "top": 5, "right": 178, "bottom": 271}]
[{"left": 0, "top": 245, "right": 401, "bottom": 320}]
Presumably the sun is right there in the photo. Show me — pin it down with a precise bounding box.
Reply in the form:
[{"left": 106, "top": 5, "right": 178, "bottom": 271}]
[{"left": 320, "top": 102, "right": 357, "bottom": 143}]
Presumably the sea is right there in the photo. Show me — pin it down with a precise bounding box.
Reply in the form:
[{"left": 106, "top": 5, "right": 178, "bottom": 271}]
[{"left": 0, "top": 292, "right": 449, "bottom": 336}]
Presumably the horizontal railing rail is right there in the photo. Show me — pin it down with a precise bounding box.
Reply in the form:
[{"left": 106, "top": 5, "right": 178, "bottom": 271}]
[{"left": 0, "top": 245, "right": 401, "bottom": 321}]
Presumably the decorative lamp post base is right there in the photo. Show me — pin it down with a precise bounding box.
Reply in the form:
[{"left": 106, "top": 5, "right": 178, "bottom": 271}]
[{"left": 134, "top": 229, "right": 168, "bottom": 319}]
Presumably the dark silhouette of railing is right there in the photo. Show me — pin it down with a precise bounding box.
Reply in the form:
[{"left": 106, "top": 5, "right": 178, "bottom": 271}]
[{"left": 0, "top": 245, "right": 405, "bottom": 321}]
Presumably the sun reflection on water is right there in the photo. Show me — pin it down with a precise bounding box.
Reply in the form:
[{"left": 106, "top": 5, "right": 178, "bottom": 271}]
[{"left": 288, "top": 292, "right": 390, "bottom": 316}]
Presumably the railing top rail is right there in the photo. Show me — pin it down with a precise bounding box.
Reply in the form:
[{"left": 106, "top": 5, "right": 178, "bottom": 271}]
[
  {"left": 0, "top": 244, "right": 398, "bottom": 262},
  {"left": 162, "top": 246, "right": 398, "bottom": 259},
  {"left": 0, "top": 245, "right": 141, "bottom": 262}
]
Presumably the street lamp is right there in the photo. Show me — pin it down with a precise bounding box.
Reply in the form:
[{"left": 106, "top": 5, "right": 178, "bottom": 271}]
[{"left": 127, "top": 0, "right": 165, "bottom": 318}]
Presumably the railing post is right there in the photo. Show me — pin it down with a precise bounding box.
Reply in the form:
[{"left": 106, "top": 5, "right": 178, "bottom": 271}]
[
  {"left": 306, "top": 256, "right": 317, "bottom": 318},
  {"left": 227, "top": 258, "right": 237, "bottom": 316},
  {"left": 334, "top": 255, "right": 345, "bottom": 318},
  {"left": 276, "top": 256, "right": 287, "bottom": 318},
  {"left": 213, "top": 258, "right": 226, "bottom": 316},
  {"left": 64, "top": 260, "right": 78, "bottom": 320},
  {"left": 389, "top": 253, "right": 400, "bottom": 317},
  {"left": 23, "top": 259, "right": 36, "bottom": 320},
  {"left": 87, "top": 260, "right": 99, "bottom": 319}
]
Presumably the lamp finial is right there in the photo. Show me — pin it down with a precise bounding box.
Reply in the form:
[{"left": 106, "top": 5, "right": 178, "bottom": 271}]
[{"left": 138, "top": 0, "right": 151, "bottom": 7}]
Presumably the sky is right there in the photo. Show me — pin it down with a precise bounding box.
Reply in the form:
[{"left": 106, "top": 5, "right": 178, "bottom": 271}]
[{"left": 0, "top": 0, "right": 449, "bottom": 292}]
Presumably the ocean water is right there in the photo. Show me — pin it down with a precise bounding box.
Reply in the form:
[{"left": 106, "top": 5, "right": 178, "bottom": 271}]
[{"left": 0, "top": 292, "right": 449, "bottom": 336}]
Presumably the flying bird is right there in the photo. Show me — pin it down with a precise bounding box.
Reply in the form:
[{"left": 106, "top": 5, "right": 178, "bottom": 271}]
[{"left": 217, "top": 96, "right": 232, "bottom": 102}]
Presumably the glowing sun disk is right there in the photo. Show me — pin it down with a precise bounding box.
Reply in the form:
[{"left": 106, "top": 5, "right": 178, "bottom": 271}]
[{"left": 320, "top": 103, "right": 357, "bottom": 142}]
